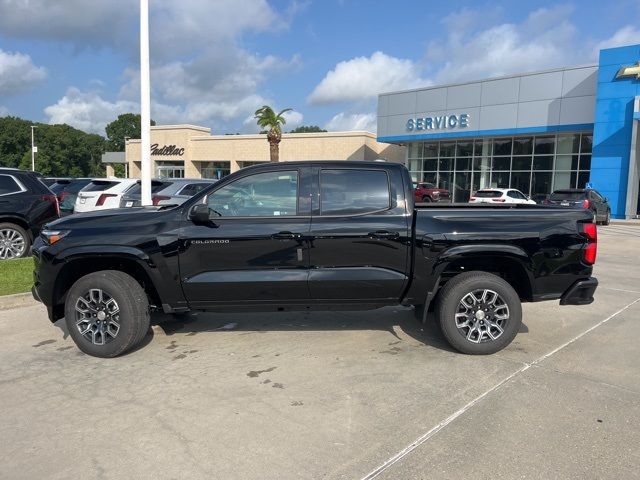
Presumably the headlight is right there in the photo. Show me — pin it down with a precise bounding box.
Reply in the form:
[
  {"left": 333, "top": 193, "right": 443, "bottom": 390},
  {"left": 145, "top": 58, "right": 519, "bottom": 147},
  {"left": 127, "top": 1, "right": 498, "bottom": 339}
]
[{"left": 40, "top": 229, "right": 70, "bottom": 245}]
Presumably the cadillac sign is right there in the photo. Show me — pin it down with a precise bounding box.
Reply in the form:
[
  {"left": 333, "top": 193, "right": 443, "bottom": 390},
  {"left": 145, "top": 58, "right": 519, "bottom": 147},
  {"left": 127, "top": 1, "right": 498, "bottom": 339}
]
[
  {"left": 150, "top": 143, "right": 185, "bottom": 156},
  {"left": 407, "top": 113, "right": 469, "bottom": 132}
]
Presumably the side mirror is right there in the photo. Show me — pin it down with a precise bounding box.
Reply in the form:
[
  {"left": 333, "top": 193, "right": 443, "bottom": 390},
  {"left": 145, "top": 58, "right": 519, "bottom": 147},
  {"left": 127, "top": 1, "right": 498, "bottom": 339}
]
[{"left": 189, "top": 204, "right": 211, "bottom": 224}]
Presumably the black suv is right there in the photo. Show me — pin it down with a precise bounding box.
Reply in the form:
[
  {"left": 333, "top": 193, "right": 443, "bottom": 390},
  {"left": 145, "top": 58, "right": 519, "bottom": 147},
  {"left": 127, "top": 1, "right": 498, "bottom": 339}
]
[
  {"left": 546, "top": 188, "right": 611, "bottom": 225},
  {"left": 0, "top": 168, "right": 59, "bottom": 259}
]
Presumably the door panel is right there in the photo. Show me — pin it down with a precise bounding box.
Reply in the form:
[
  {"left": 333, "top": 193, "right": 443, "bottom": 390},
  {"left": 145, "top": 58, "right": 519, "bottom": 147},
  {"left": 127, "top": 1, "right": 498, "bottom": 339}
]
[
  {"left": 308, "top": 167, "right": 411, "bottom": 301},
  {"left": 180, "top": 218, "right": 310, "bottom": 306},
  {"left": 178, "top": 167, "right": 311, "bottom": 307}
]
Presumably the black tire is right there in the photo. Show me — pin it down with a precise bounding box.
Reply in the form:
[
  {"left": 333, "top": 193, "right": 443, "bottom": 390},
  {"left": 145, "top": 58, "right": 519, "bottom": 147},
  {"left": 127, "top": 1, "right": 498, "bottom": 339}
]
[
  {"left": 64, "top": 270, "right": 150, "bottom": 357},
  {"left": 436, "top": 271, "right": 522, "bottom": 355},
  {"left": 422, "top": 196, "right": 433, "bottom": 203},
  {"left": 0, "top": 222, "right": 30, "bottom": 259},
  {"left": 603, "top": 209, "right": 611, "bottom": 226}
]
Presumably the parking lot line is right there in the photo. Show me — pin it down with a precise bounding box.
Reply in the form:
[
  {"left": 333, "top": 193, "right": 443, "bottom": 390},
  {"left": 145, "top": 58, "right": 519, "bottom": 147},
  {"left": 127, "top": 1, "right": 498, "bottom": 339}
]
[{"left": 360, "top": 295, "right": 640, "bottom": 480}]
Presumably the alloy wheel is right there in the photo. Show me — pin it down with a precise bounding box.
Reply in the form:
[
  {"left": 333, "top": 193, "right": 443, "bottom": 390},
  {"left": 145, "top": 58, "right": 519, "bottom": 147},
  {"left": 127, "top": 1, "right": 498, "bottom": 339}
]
[
  {"left": 75, "top": 289, "right": 121, "bottom": 345},
  {"left": 454, "top": 289, "right": 510, "bottom": 343},
  {"left": 0, "top": 228, "right": 26, "bottom": 259}
]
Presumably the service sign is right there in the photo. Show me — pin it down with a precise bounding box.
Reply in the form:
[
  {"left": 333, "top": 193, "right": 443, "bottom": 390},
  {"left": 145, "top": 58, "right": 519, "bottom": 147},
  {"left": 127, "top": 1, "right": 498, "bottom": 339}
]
[{"left": 406, "top": 113, "right": 470, "bottom": 132}]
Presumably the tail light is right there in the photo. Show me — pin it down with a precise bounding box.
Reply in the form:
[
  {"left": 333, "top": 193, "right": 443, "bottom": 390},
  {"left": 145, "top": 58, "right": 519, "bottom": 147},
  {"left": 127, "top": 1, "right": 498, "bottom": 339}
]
[
  {"left": 96, "top": 193, "right": 117, "bottom": 206},
  {"left": 581, "top": 222, "right": 597, "bottom": 265},
  {"left": 152, "top": 195, "right": 171, "bottom": 206},
  {"left": 581, "top": 199, "right": 590, "bottom": 209},
  {"left": 469, "top": 197, "right": 476, "bottom": 202},
  {"left": 58, "top": 191, "right": 69, "bottom": 202},
  {"left": 41, "top": 194, "right": 60, "bottom": 217}
]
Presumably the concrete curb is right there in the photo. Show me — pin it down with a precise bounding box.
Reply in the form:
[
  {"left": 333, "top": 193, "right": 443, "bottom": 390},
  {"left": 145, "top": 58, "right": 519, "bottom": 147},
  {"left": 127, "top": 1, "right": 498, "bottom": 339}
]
[{"left": 0, "top": 292, "right": 39, "bottom": 310}]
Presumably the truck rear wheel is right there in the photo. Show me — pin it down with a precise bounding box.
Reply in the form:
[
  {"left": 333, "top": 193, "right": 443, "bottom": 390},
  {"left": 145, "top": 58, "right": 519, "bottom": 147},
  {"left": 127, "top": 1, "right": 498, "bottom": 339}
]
[
  {"left": 64, "top": 270, "right": 150, "bottom": 357},
  {"left": 436, "top": 271, "right": 521, "bottom": 354}
]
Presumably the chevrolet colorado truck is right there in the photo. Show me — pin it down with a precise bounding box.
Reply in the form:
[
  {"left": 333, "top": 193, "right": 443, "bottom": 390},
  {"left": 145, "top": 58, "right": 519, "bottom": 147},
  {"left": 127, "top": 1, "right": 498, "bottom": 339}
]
[{"left": 32, "top": 161, "right": 598, "bottom": 357}]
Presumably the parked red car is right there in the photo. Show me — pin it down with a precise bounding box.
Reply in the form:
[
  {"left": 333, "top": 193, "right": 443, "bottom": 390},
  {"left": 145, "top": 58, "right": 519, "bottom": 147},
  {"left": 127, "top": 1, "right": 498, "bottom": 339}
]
[{"left": 413, "top": 182, "right": 451, "bottom": 203}]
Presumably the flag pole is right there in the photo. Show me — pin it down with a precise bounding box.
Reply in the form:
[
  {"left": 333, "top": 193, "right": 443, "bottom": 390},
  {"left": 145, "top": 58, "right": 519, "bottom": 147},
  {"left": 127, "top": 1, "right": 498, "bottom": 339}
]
[{"left": 140, "top": 0, "right": 152, "bottom": 205}]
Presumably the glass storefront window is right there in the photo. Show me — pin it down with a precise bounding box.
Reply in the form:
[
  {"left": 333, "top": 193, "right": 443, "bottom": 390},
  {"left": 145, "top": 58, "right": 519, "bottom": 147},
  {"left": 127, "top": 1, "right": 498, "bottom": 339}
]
[
  {"left": 492, "top": 157, "right": 510, "bottom": 170},
  {"left": 456, "top": 141, "right": 473, "bottom": 157},
  {"left": 535, "top": 136, "right": 555, "bottom": 155},
  {"left": 493, "top": 138, "right": 512, "bottom": 156},
  {"left": 557, "top": 134, "right": 580, "bottom": 154},
  {"left": 406, "top": 132, "right": 592, "bottom": 200},
  {"left": 513, "top": 137, "right": 533, "bottom": 155},
  {"left": 155, "top": 161, "right": 184, "bottom": 178},
  {"left": 512, "top": 157, "right": 531, "bottom": 170},
  {"left": 200, "top": 161, "right": 231, "bottom": 179},
  {"left": 408, "top": 142, "right": 423, "bottom": 159},
  {"left": 424, "top": 142, "right": 438, "bottom": 157},
  {"left": 440, "top": 142, "right": 456, "bottom": 158},
  {"left": 533, "top": 156, "right": 553, "bottom": 170},
  {"left": 511, "top": 171, "right": 531, "bottom": 194}
]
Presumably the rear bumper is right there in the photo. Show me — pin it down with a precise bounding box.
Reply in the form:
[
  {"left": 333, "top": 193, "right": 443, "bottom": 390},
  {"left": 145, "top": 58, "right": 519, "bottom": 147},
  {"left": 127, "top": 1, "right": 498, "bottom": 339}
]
[{"left": 560, "top": 277, "right": 598, "bottom": 306}]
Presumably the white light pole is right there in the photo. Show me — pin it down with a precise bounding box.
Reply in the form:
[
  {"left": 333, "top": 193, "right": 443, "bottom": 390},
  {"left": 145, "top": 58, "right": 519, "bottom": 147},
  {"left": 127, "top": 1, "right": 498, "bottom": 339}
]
[
  {"left": 140, "top": 0, "right": 152, "bottom": 205},
  {"left": 124, "top": 136, "right": 130, "bottom": 178},
  {"left": 30, "top": 125, "right": 37, "bottom": 171}
]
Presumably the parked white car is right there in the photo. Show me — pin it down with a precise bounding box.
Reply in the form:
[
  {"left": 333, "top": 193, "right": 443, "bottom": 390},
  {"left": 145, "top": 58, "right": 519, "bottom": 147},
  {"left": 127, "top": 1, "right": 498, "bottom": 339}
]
[
  {"left": 469, "top": 188, "right": 537, "bottom": 204},
  {"left": 74, "top": 178, "right": 138, "bottom": 213}
]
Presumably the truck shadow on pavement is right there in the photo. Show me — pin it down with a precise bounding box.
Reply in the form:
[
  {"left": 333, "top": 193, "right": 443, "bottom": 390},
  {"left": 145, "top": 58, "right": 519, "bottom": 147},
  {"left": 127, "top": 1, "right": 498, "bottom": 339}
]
[{"left": 149, "top": 307, "right": 529, "bottom": 355}]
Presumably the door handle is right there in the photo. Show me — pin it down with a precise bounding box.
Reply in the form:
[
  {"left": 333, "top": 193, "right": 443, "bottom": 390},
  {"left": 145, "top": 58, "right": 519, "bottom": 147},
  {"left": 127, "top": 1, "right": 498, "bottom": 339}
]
[
  {"left": 272, "top": 231, "right": 301, "bottom": 240},
  {"left": 368, "top": 230, "right": 399, "bottom": 239}
]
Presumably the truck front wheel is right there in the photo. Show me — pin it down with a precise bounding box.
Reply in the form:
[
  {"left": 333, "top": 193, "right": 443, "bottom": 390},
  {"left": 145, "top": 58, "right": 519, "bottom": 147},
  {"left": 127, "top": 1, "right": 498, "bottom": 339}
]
[
  {"left": 64, "top": 270, "right": 150, "bottom": 357},
  {"left": 436, "top": 271, "right": 522, "bottom": 354}
]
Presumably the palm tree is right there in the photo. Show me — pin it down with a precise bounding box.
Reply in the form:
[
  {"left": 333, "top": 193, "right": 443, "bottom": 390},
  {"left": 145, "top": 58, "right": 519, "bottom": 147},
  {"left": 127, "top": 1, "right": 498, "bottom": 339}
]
[{"left": 254, "top": 105, "right": 292, "bottom": 162}]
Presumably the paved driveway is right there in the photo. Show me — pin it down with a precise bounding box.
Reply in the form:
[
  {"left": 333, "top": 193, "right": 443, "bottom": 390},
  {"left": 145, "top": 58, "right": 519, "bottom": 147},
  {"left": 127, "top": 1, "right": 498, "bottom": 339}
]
[{"left": 1, "top": 226, "right": 639, "bottom": 479}]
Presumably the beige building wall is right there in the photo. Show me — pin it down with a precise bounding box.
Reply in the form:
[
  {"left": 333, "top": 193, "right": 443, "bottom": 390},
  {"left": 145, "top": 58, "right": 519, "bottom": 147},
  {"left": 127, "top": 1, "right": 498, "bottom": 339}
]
[{"left": 125, "top": 125, "right": 406, "bottom": 179}]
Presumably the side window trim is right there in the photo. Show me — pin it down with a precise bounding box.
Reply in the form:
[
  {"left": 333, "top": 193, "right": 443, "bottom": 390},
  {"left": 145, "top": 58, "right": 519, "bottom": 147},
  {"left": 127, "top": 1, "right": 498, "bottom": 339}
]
[
  {"left": 0, "top": 174, "right": 27, "bottom": 196},
  {"left": 318, "top": 168, "right": 392, "bottom": 217},
  {"left": 203, "top": 169, "right": 302, "bottom": 218}
]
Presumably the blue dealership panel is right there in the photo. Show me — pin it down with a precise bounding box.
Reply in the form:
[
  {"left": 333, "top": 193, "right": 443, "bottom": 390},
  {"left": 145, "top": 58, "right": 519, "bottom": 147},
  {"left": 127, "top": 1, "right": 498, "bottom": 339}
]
[{"left": 591, "top": 44, "right": 640, "bottom": 218}]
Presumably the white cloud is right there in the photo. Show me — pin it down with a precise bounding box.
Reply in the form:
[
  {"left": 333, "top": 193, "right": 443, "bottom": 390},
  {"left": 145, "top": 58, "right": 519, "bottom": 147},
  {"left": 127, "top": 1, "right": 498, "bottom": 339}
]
[
  {"left": 309, "top": 51, "right": 426, "bottom": 104},
  {"left": 325, "top": 112, "right": 376, "bottom": 132},
  {"left": 44, "top": 88, "right": 137, "bottom": 134},
  {"left": 595, "top": 26, "right": 640, "bottom": 53},
  {"left": 428, "top": 5, "right": 578, "bottom": 83},
  {"left": 0, "top": 105, "right": 9, "bottom": 117},
  {"left": 0, "top": 49, "right": 47, "bottom": 95}
]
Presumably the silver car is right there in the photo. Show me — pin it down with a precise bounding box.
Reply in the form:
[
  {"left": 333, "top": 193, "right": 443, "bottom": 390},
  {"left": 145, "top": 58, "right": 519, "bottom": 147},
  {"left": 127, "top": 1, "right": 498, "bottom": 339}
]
[{"left": 119, "top": 178, "right": 216, "bottom": 207}]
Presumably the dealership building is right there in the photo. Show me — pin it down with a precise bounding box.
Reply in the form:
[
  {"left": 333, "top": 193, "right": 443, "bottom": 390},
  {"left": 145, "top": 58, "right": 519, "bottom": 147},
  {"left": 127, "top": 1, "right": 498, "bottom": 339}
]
[
  {"left": 117, "top": 126, "right": 404, "bottom": 180},
  {"left": 377, "top": 43, "right": 640, "bottom": 218}
]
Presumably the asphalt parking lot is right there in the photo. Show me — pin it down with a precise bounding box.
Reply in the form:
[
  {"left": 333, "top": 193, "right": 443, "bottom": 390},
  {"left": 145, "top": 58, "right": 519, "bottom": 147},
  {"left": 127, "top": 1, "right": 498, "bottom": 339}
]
[{"left": 1, "top": 225, "right": 639, "bottom": 480}]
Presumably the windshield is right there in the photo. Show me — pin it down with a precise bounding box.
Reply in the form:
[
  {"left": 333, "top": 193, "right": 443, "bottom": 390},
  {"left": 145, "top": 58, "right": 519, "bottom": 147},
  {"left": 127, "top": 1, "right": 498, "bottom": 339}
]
[{"left": 125, "top": 181, "right": 172, "bottom": 195}]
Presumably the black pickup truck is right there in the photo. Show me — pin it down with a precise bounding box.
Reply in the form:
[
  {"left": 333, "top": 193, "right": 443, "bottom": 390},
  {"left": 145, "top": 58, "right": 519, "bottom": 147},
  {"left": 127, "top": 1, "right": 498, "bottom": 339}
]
[{"left": 32, "top": 161, "right": 598, "bottom": 357}]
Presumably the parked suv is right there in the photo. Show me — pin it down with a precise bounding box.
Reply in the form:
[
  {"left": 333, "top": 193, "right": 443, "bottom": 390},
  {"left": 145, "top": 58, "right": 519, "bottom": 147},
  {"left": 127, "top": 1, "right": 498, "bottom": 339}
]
[
  {"left": 0, "top": 168, "right": 59, "bottom": 259},
  {"left": 74, "top": 179, "right": 137, "bottom": 213},
  {"left": 546, "top": 189, "right": 611, "bottom": 225},
  {"left": 413, "top": 182, "right": 451, "bottom": 203},
  {"left": 120, "top": 178, "right": 216, "bottom": 207},
  {"left": 470, "top": 189, "right": 536, "bottom": 204},
  {"left": 48, "top": 178, "right": 92, "bottom": 216}
]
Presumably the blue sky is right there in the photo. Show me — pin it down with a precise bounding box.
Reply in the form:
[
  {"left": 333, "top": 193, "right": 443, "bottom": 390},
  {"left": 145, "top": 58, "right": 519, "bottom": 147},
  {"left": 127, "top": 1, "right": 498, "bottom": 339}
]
[{"left": 0, "top": 0, "right": 639, "bottom": 136}]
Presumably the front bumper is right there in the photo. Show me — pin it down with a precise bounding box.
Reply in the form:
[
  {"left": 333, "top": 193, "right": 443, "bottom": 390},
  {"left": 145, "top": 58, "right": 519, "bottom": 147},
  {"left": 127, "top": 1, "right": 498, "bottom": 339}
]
[{"left": 560, "top": 277, "right": 598, "bottom": 305}]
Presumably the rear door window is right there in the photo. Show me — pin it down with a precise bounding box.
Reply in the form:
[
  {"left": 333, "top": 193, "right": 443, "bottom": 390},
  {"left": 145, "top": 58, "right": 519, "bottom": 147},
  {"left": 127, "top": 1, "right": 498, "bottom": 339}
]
[
  {"left": 82, "top": 181, "right": 119, "bottom": 192},
  {"left": 0, "top": 175, "right": 23, "bottom": 195},
  {"left": 320, "top": 169, "right": 390, "bottom": 216},
  {"left": 178, "top": 183, "right": 210, "bottom": 196}
]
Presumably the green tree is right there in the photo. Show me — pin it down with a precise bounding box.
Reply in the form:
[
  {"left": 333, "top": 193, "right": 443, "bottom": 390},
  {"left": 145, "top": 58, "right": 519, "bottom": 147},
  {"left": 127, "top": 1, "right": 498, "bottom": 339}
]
[
  {"left": 0, "top": 116, "right": 107, "bottom": 176},
  {"left": 289, "top": 125, "right": 327, "bottom": 133},
  {"left": 105, "top": 113, "right": 155, "bottom": 152},
  {"left": 254, "top": 105, "right": 292, "bottom": 162}
]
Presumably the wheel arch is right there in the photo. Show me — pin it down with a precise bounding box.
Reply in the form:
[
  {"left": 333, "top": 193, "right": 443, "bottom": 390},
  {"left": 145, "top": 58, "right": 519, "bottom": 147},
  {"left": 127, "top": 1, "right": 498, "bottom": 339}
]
[
  {"left": 435, "top": 250, "right": 534, "bottom": 303},
  {"left": 51, "top": 255, "right": 162, "bottom": 319},
  {"left": 0, "top": 216, "right": 31, "bottom": 239}
]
